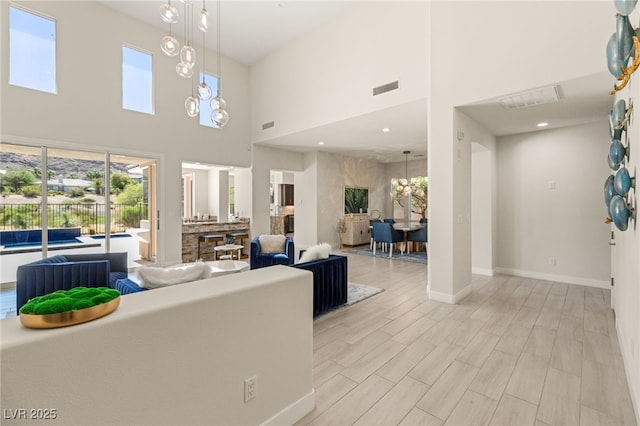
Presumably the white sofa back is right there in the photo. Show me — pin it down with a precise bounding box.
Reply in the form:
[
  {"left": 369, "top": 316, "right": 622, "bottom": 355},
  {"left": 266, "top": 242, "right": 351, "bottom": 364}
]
[{"left": 1, "top": 266, "right": 314, "bottom": 425}]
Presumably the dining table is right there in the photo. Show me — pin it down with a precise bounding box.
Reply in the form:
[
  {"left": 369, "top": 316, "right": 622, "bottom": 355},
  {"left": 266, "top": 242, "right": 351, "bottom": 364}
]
[{"left": 393, "top": 221, "right": 425, "bottom": 252}]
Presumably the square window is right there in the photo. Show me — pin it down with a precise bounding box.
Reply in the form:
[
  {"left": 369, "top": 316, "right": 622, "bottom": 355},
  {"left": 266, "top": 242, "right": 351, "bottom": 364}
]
[
  {"left": 199, "top": 72, "right": 220, "bottom": 128},
  {"left": 122, "top": 46, "right": 153, "bottom": 114},
  {"left": 9, "top": 6, "right": 57, "bottom": 94}
]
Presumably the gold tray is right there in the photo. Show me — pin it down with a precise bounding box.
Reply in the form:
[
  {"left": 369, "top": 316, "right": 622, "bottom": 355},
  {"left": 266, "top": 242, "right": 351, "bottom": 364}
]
[{"left": 20, "top": 296, "right": 120, "bottom": 329}]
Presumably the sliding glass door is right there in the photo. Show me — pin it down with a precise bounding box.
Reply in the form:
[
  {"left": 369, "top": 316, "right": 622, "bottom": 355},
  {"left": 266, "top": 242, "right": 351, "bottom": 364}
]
[{"left": 0, "top": 142, "right": 157, "bottom": 286}]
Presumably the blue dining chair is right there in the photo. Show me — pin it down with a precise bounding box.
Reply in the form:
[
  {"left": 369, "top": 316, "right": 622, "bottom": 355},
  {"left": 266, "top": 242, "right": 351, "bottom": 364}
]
[
  {"left": 407, "top": 224, "right": 427, "bottom": 253},
  {"left": 372, "top": 221, "right": 404, "bottom": 258}
]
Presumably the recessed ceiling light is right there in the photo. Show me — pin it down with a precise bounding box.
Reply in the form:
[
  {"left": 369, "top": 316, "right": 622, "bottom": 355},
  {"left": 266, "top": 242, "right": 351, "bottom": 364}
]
[
  {"left": 382, "top": 128, "right": 390, "bottom": 133},
  {"left": 318, "top": 141, "right": 325, "bottom": 145},
  {"left": 537, "top": 122, "right": 549, "bottom": 128}
]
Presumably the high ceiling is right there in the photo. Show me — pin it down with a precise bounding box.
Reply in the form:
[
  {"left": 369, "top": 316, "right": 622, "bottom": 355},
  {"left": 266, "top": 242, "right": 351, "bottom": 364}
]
[{"left": 100, "top": 1, "right": 611, "bottom": 164}]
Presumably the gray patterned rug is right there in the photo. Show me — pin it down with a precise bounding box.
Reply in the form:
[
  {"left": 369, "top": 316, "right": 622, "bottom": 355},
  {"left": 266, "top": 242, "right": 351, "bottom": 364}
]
[
  {"left": 347, "top": 282, "right": 384, "bottom": 306},
  {"left": 344, "top": 247, "right": 427, "bottom": 264}
]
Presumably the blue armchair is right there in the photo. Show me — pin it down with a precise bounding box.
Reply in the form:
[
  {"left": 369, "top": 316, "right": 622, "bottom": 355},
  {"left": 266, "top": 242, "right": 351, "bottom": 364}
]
[
  {"left": 372, "top": 221, "right": 404, "bottom": 258},
  {"left": 407, "top": 224, "right": 427, "bottom": 253},
  {"left": 250, "top": 236, "right": 295, "bottom": 269},
  {"left": 16, "top": 252, "right": 128, "bottom": 312}
]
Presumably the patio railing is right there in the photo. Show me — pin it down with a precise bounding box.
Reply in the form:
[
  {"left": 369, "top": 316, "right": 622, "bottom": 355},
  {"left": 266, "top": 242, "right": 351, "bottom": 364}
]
[{"left": 0, "top": 203, "right": 148, "bottom": 235}]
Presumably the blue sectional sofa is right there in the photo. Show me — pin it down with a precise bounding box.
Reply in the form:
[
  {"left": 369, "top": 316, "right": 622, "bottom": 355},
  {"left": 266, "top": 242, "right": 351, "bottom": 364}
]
[
  {"left": 16, "top": 252, "right": 128, "bottom": 311},
  {"left": 291, "top": 254, "right": 348, "bottom": 317}
]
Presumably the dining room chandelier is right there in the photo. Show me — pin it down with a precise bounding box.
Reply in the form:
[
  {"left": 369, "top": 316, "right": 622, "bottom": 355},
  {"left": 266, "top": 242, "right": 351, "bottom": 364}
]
[
  {"left": 392, "top": 151, "right": 413, "bottom": 196},
  {"left": 159, "top": 0, "right": 229, "bottom": 127}
]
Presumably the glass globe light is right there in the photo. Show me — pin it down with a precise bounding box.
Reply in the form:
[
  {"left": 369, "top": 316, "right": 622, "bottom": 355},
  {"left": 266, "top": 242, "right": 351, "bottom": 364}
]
[
  {"left": 176, "top": 62, "right": 194, "bottom": 78},
  {"left": 180, "top": 45, "right": 196, "bottom": 68},
  {"left": 212, "top": 108, "right": 230, "bottom": 127},
  {"left": 197, "top": 82, "right": 212, "bottom": 101},
  {"left": 160, "top": 35, "right": 180, "bottom": 56},
  {"left": 160, "top": 3, "right": 179, "bottom": 23},
  {"left": 402, "top": 185, "right": 412, "bottom": 196},
  {"left": 211, "top": 95, "right": 227, "bottom": 110},
  {"left": 185, "top": 96, "right": 200, "bottom": 117},
  {"left": 199, "top": 8, "right": 208, "bottom": 32}
]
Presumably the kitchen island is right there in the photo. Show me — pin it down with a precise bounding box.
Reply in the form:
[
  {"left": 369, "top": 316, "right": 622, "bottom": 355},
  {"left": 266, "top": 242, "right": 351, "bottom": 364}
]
[{"left": 182, "top": 219, "right": 250, "bottom": 262}]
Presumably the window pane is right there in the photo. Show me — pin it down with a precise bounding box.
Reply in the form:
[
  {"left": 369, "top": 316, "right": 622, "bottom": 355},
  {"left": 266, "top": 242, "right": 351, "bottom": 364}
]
[
  {"left": 122, "top": 46, "right": 153, "bottom": 114},
  {"left": 199, "top": 72, "right": 220, "bottom": 128},
  {"left": 9, "top": 6, "right": 57, "bottom": 94}
]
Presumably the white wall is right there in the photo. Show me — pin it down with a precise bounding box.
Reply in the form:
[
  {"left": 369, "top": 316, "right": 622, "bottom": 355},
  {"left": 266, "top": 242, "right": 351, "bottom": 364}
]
[
  {"left": 250, "top": 1, "right": 428, "bottom": 142},
  {"left": 1, "top": 267, "right": 315, "bottom": 425},
  {"left": 611, "top": 19, "right": 640, "bottom": 418},
  {"left": 496, "top": 122, "right": 610, "bottom": 286},
  {"left": 428, "top": 1, "right": 612, "bottom": 301}
]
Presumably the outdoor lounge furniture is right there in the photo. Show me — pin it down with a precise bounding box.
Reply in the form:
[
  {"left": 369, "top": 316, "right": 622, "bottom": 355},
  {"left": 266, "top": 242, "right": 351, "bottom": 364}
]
[
  {"left": 250, "top": 236, "right": 295, "bottom": 269},
  {"left": 16, "top": 252, "right": 128, "bottom": 311}
]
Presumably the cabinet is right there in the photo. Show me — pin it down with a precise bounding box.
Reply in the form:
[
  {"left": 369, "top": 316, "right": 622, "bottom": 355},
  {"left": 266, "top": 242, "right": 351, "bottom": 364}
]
[
  {"left": 342, "top": 218, "right": 370, "bottom": 246},
  {"left": 279, "top": 184, "right": 294, "bottom": 206}
]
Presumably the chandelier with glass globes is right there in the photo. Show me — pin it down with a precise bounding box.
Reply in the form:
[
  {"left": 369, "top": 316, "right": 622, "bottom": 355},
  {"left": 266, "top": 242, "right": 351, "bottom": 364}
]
[{"left": 159, "top": 0, "right": 229, "bottom": 127}]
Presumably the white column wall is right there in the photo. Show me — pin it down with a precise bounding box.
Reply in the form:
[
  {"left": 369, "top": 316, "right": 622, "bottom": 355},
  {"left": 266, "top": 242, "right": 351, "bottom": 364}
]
[{"left": 250, "top": 146, "right": 304, "bottom": 237}]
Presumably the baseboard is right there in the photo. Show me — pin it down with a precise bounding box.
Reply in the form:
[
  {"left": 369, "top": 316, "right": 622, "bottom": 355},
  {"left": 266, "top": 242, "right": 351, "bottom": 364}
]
[
  {"left": 429, "top": 284, "right": 472, "bottom": 304},
  {"left": 262, "top": 389, "right": 315, "bottom": 426},
  {"left": 616, "top": 326, "right": 640, "bottom": 424},
  {"left": 494, "top": 267, "right": 609, "bottom": 289},
  {"left": 472, "top": 267, "right": 494, "bottom": 276}
]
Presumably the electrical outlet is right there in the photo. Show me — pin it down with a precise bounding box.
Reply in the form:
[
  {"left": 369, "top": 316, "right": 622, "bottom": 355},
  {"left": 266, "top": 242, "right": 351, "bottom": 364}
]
[
  {"left": 244, "top": 376, "right": 257, "bottom": 403},
  {"left": 548, "top": 257, "right": 556, "bottom": 266}
]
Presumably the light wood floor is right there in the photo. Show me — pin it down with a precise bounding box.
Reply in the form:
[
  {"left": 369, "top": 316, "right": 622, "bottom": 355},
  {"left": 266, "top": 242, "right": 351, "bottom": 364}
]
[{"left": 296, "top": 250, "right": 637, "bottom": 426}]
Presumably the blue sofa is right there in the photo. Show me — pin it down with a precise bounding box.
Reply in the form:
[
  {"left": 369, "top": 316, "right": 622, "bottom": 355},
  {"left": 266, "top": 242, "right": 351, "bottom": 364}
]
[
  {"left": 291, "top": 254, "right": 348, "bottom": 317},
  {"left": 250, "top": 236, "right": 295, "bottom": 269},
  {"left": 16, "top": 252, "right": 128, "bottom": 311}
]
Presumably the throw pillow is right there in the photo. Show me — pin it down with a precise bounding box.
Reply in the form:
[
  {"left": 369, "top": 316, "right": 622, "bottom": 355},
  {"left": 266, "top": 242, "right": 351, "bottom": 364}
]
[
  {"left": 259, "top": 234, "right": 287, "bottom": 253},
  {"left": 138, "top": 262, "right": 212, "bottom": 289},
  {"left": 297, "top": 242, "right": 332, "bottom": 263}
]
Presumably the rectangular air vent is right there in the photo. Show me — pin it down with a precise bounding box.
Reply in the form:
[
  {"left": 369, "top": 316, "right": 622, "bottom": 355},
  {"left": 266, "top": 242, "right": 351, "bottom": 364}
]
[
  {"left": 373, "top": 80, "right": 399, "bottom": 96},
  {"left": 498, "top": 85, "right": 560, "bottom": 109},
  {"left": 262, "top": 121, "right": 275, "bottom": 130}
]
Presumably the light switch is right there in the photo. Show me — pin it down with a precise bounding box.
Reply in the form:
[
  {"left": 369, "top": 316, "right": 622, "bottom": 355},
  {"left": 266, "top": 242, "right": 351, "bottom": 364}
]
[{"left": 548, "top": 181, "right": 557, "bottom": 190}]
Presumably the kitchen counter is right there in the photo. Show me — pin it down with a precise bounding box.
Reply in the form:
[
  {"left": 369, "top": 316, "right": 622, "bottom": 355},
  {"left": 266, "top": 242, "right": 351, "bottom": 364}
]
[
  {"left": 182, "top": 220, "right": 250, "bottom": 262},
  {"left": 270, "top": 215, "right": 286, "bottom": 235}
]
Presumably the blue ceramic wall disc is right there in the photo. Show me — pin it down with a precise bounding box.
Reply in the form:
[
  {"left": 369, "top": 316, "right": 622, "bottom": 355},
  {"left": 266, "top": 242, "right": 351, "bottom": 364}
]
[
  {"left": 604, "top": 174, "right": 616, "bottom": 206},
  {"left": 615, "top": 0, "right": 638, "bottom": 16},
  {"left": 617, "top": 14, "right": 635, "bottom": 62},
  {"left": 610, "top": 139, "right": 626, "bottom": 165},
  {"left": 609, "top": 195, "right": 632, "bottom": 231},
  {"left": 607, "top": 33, "right": 626, "bottom": 78},
  {"left": 613, "top": 99, "right": 627, "bottom": 129},
  {"left": 614, "top": 166, "right": 635, "bottom": 195},
  {"left": 608, "top": 154, "right": 620, "bottom": 171}
]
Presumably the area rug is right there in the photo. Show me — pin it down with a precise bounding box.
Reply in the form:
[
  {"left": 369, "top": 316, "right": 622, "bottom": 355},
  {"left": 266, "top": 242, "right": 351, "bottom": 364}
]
[
  {"left": 343, "top": 247, "right": 427, "bottom": 264},
  {"left": 347, "top": 282, "right": 384, "bottom": 306}
]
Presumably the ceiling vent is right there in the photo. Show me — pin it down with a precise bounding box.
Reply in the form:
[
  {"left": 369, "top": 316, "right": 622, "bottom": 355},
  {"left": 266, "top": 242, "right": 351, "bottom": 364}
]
[
  {"left": 373, "top": 80, "right": 399, "bottom": 96},
  {"left": 262, "top": 121, "right": 275, "bottom": 130},
  {"left": 498, "top": 85, "right": 560, "bottom": 109}
]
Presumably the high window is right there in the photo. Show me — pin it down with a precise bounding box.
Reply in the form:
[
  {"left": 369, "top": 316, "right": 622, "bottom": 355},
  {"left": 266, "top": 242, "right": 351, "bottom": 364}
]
[
  {"left": 122, "top": 46, "right": 153, "bottom": 114},
  {"left": 199, "top": 72, "right": 220, "bottom": 128},
  {"left": 9, "top": 6, "right": 57, "bottom": 94}
]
